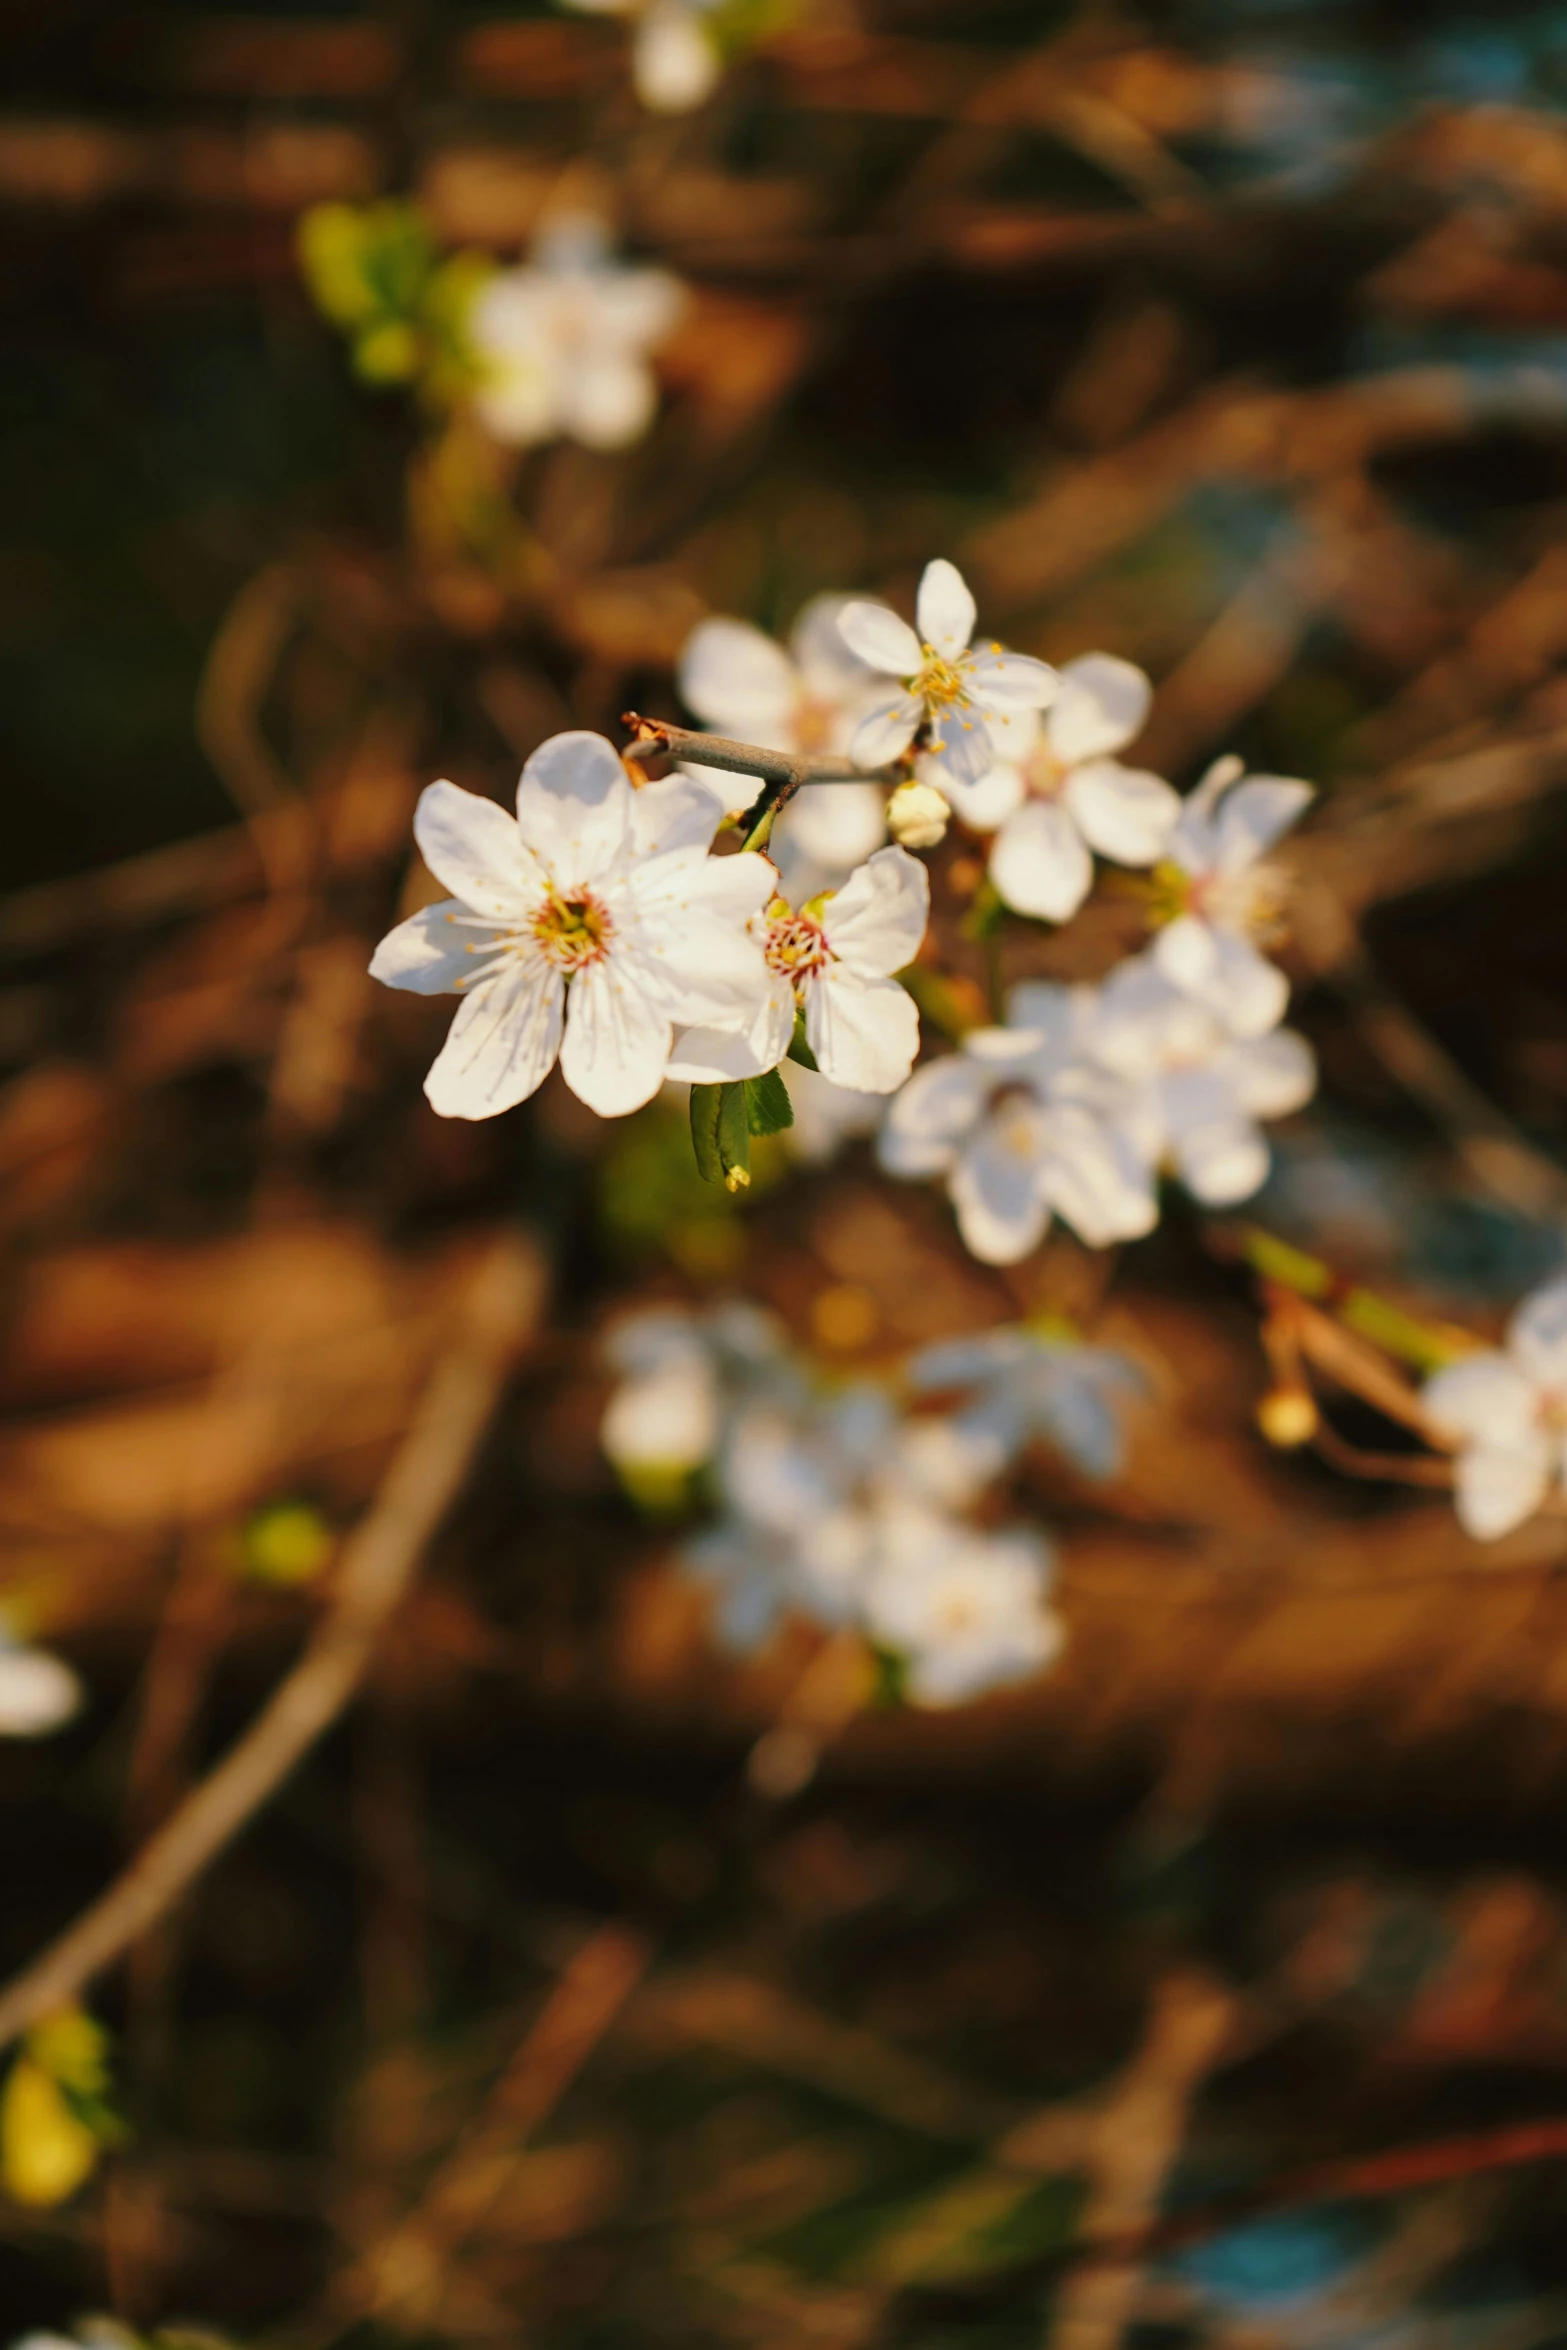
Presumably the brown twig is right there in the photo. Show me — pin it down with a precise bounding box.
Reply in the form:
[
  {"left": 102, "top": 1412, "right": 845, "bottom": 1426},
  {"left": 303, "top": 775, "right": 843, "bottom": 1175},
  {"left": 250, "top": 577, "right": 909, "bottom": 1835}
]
[
  {"left": 0, "top": 1234, "right": 544, "bottom": 2057},
  {"left": 621, "top": 712, "right": 902, "bottom": 792}
]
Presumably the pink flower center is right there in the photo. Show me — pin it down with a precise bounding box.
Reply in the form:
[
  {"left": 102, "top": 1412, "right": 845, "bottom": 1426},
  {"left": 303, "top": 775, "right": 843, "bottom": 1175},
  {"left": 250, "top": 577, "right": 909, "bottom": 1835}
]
[
  {"left": 764, "top": 905, "right": 831, "bottom": 992},
  {"left": 532, "top": 887, "right": 614, "bottom": 971}
]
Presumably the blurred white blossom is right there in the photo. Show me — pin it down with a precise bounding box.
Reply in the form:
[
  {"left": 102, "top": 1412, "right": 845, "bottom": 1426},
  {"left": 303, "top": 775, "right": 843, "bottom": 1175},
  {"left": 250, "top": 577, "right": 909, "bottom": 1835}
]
[
  {"left": 1092, "top": 953, "right": 1317, "bottom": 1209},
  {"left": 0, "top": 1626, "right": 82, "bottom": 1740},
  {"left": 879, "top": 985, "right": 1157, "bottom": 1265},
  {"left": 469, "top": 214, "right": 683, "bottom": 449},
  {"left": 862, "top": 1509, "right": 1063, "bottom": 1707},
  {"left": 936, "top": 654, "right": 1179, "bottom": 924},
  {"left": 677, "top": 596, "right": 890, "bottom": 898},
  {"left": 668, "top": 845, "right": 928, "bottom": 1095},
  {"left": 1153, "top": 754, "right": 1314, "bottom": 1037},
  {"left": 560, "top": 0, "right": 724, "bottom": 111},
  {"left": 910, "top": 1325, "right": 1148, "bottom": 1480},
  {"left": 370, "top": 734, "right": 774, "bottom": 1119},
  {"left": 1424, "top": 1275, "right": 1567, "bottom": 1540},
  {"left": 839, "top": 560, "right": 1058, "bottom": 790}
]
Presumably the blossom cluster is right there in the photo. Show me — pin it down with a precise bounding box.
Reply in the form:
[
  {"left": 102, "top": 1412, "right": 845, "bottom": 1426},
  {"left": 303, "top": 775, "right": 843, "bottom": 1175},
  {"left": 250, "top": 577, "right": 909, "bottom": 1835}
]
[{"left": 600, "top": 1305, "right": 1146, "bottom": 1706}]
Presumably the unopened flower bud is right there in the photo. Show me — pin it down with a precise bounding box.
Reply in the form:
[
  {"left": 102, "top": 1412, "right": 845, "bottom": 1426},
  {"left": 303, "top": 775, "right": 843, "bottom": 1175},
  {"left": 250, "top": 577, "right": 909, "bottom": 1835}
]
[
  {"left": 886, "top": 781, "right": 950, "bottom": 851},
  {"left": 1256, "top": 1387, "right": 1319, "bottom": 1449}
]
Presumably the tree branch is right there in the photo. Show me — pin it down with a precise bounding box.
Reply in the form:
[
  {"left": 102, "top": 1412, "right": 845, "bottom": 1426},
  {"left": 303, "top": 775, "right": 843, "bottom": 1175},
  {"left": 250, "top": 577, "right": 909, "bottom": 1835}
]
[
  {"left": 621, "top": 713, "right": 904, "bottom": 792},
  {"left": 0, "top": 1233, "right": 545, "bottom": 2058}
]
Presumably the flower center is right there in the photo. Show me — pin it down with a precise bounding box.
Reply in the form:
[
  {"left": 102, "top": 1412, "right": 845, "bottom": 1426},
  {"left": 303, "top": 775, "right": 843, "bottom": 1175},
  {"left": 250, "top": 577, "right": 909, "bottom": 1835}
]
[
  {"left": 1537, "top": 1389, "right": 1567, "bottom": 1434},
  {"left": 794, "top": 694, "right": 836, "bottom": 754},
  {"left": 763, "top": 899, "right": 831, "bottom": 993},
  {"left": 1023, "top": 745, "right": 1067, "bottom": 801},
  {"left": 532, "top": 887, "right": 614, "bottom": 971},
  {"left": 910, "top": 646, "right": 974, "bottom": 714}
]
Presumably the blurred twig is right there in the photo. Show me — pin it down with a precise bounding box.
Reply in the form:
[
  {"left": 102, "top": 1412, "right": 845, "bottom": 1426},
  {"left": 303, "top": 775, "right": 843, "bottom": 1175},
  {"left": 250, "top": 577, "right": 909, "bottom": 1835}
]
[{"left": 0, "top": 1233, "right": 543, "bottom": 2057}]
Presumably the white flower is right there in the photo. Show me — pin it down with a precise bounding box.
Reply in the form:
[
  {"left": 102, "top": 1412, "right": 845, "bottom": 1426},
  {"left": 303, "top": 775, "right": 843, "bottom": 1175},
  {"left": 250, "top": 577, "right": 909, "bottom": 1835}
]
[
  {"left": 1152, "top": 754, "right": 1314, "bottom": 1038},
  {"left": 778, "top": 1059, "right": 884, "bottom": 1164},
  {"left": 0, "top": 1629, "right": 83, "bottom": 1738},
  {"left": 1091, "top": 953, "right": 1316, "bottom": 1208},
  {"left": 1424, "top": 1275, "right": 1567, "bottom": 1540},
  {"left": 560, "top": 0, "right": 724, "bottom": 111},
  {"left": 910, "top": 1325, "right": 1147, "bottom": 1480},
  {"left": 677, "top": 595, "right": 890, "bottom": 899},
  {"left": 931, "top": 655, "right": 1178, "bottom": 924},
  {"left": 601, "top": 1302, "right": 791, "bottom": 1478},
  {"left": 370, "top": 732, "right": 774, "bottom": 1120},
  {"left": 838, "top": 559, "right": 1059, "bottom": 790},
  {"left": 667, "top": 845, "right": 928, "bottom": 1095},
  {"left": 468, "top": 213, "right": 684, "bottom": 450},
  {"left": 862, "top": 1508, "right": 1063, "bottom": 1707},
  {"left": 879, "top": 985, "right": 1157, "bottom": 1266}
]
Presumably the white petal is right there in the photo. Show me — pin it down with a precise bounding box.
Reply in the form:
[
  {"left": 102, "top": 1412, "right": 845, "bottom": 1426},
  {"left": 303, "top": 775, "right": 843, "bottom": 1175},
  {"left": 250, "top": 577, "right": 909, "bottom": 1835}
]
[
  {"left": 929, "top": 755, "right": 1026, "bottom": 831},
  {"left": 1042, "top": 1103, "right": 1159, "bottom": 1246},
  {"left": 1222, "top": 1028, "right": 1316, "bottom": 1118},
  {"left": 879, "top": 1054, "right": 990, "bottom": 1177},
  {"left": 1065, "top": 760, "right": 1180, "bottom": 867},
  {"left": 775, "top": 781, "right": 887, "bottom": 872},
  {"left": 1453, "top": 1442, "right": 1553, "bottom": 1541},
  {"left": 629, "top": 769, "right": 726, "bottom": 860},
  {"left": 1509, "top": 1274, "right": 1567, "bottom": 1388},
  {"left": 806, "top": 967, "right": 920, "bottom": 1093},
  {"left": 1092, "top": 954, "right": 1218, "bottom": 1080},
  {"left": 1163, "top": 1070, "right": 1270, "bottom": 1204},
  {"left": 1424, "top": 1352, "right": 1540, "bottom": 1451},
  {"left": 414, "top": 779, "right": 540, "bottom": 917},
  {"left": 924, "top": 705, "right": 1000, "bottom": 790},
  {"left": 838, "top": 602, "right": 923, "bottom": 677},
  {"left": 369, "top": 901, "right": 499, "bottom": 996},
  {"left": 1214, "top": 775, "right": 1314, "bottom": 872},
  {"left": 949, "top": 1106, "right": 1052, "bottom": 1265},
  {"left": 1046, "top": 654, "right": 1151, "bottom": 765},
  {"left": 515, "top": 731, "right": 633, "bottom": 889},
  {"left": 790, "top": 592, "right": 883, "bottom": 697},
  {"left": 1156, "top": 919, "right": 1290, "bottom": 1039},
  {"left": 968, "top": 649, "right": 1059, "bottom": 713},
  {"left": 556, "top": 352, "right": 657, "bottom": 450},
  {"left": 580, "top": 264, "right": 684, "bottom": 348},
  {"left": 0, "top": 1646, "right": 82, "bottom": 1737},
  {"left": 624, "top": 907, "right": 771, "bottom": 1026},
  {"left": 424, "top": 961, "right": 564, "bottom": 1119},
  {"left": 779, "top": 1060, "right": 884, "bottom": 1161},
  {"left": 850, "top": 695, "right": 920, "bottom": 767},
  {"left": 822, "top": 844, "right": 930, "bottom": 976},
  {"left": 678, "top": 618, "right": 798, "bottom": 741},
  {"left": 666, "top": 981, "right": 793, "bottom": 1082},
  {"left": 915, "top": 559, "right": 977, "bottom": 659},
  {"left": 633, "top": 0, "right": 721, "bottom": 109},
  {"left": 989, "top": 801, "right": 1093, "bottom": 923},
  {"left": 559, "top": 958, "right": 672, "bottom": 1115},
  {"left": 642, "top": 844, "right": 775, "bottom": 926}
]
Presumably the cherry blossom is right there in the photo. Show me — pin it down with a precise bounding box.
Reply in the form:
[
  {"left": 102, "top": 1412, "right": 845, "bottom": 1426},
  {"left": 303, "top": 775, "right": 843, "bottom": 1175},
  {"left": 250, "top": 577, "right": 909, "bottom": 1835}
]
[
  {"left": 0, "top": 1627, "right": 82, "bottom": 1739},
  {"left": 838, "top": 559, "right": 1058, "bottom": 789},
  {"left": 468, "top": 214, "right": 684, "bottom": 450},
  {"left": 600, "top": 1302, "right": 790, "bottom": 1484},
  {"left": 559, "top": 0, "right": 724, "bottom": 111},
  {"left": 370, "top": 732, "right": 774, "bottom": 1120},
  {"left": 861, "top": 1509, "right": 1064, "bottom": 1707},
  {"left": 910, "top": 1324, "right": 1148, "bottom": 1480},
  {"left": 677, "top": 595, "right": 890, "bottom": 897},
  {"left": 1424, "top": 1275, "right": 1567, "bottom": 1540},
  {"left": 1091, "top": 953, "right": 1317, "bottom": 1208},
  {"left": 1152, "top": 753, "right": 1314, "bottom": 1037},
  {"left": 930, "top": 654, "right": 1179, "bottom": 923},
  {"left": 667, "top": 845, "right": 928, "bottom": 1094},
  {"left": 879, "top": 985, "right": 1157, "bottom": 1265}
]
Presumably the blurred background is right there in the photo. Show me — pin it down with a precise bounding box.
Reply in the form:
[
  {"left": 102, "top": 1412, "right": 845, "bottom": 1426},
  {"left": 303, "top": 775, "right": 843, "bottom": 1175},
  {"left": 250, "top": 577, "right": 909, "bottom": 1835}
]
[{"left": 12, "top": 0, "right": 1567, "bottom": 2343}]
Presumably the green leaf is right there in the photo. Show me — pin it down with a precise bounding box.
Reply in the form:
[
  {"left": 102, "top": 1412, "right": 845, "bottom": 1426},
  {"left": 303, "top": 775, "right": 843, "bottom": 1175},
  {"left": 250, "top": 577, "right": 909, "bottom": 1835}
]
[
  {"left": 689, "top": 1082, "right": 752, "bottom": 1190},
  {"left": 787, "top": 1012, "right": 818, "bottom": 1071},
  {"left": 745, "top": 1067, "right": 794, "bottom": 1137}
]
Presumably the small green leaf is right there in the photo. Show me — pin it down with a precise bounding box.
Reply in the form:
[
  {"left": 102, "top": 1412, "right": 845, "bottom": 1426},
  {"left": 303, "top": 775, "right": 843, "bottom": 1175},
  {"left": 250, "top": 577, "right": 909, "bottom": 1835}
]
[
  {"left": 787, "top": 1012, "right": 818, "bottom": 1071},
  {"left": 690, "top": 1082, "right": 753, "bottom": 1190},
  {"left": 745, "top": 1067, "right": 794, "bottom": 1137}
]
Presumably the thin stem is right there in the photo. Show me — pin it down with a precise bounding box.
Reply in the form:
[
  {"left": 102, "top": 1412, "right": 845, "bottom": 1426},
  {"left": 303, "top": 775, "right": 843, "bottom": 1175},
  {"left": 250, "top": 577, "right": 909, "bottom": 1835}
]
[{"left": 621, "top": 713, "right": 904, "bottom": 795}]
